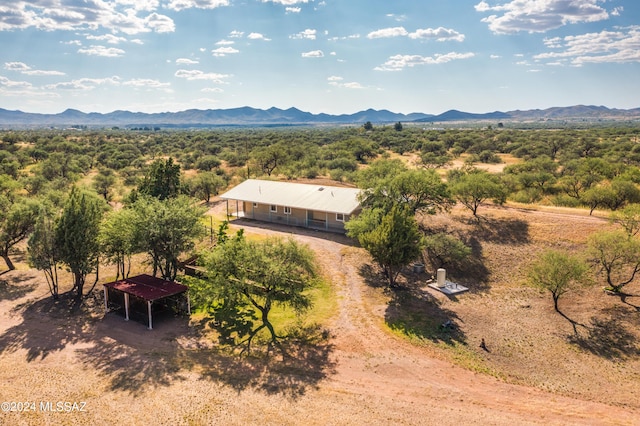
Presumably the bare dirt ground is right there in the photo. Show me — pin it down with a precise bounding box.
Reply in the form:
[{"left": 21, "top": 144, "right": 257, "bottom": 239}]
[{"left": 1, "top": 201, "right": 639, "bottom": 425}]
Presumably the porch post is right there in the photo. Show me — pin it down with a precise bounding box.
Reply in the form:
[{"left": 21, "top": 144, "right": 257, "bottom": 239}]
[
  {"left": 325, "top": 211, "right": 328, "bottom": 230},
  {"left": 186, "top": 293, "right": 191, "bottom": 315},
  {"left": 103, "top": 286, "right": 108, "bottom": 312},
  {"left": 147, "top": 300, "right": 153, "bottom": 330},
  {"left": 124, "top": 292, "right": 130, "bottom": 321}
]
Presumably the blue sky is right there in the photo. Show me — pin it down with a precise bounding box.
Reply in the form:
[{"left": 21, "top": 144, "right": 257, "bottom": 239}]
[{"left": 1, "top": 0, "right": 639, "bottom": 115}]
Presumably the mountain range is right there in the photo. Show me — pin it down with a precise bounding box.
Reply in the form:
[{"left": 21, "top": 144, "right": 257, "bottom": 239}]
[{"left": 0, "top": 105, "right": 639, "bottom": 128}]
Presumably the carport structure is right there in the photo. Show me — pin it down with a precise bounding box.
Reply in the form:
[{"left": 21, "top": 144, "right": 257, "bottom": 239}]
[{"left": 103, "top": 274, "right": 190, "bottom": 330}]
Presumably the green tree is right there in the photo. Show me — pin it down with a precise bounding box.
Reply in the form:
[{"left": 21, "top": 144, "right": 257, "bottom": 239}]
[
  {"left": 139, "top": 157, "right": 181, "bottom": 200},
  {"left": 93, "top": 168, "right": 117, "bottom": 201},
  {"left": 348, "top": 205, "right": 423, "bottom": 287},
  {"left": 363, "top": 121, "right": 373, "bottom": 131},
  {"left": 527, "top": 249, "right": 589, "bottom": 313},
  {"left": 358, "top": 162, "right": 453, "bottom": 215},
  {"left": 195, "top": 234, "right": 319, "bottom": 352},
  {"left": 0, "top": 197, "right": 40, "bottom": 270},
  {"left": 56, "top": 188, "right": 105, "bottom": 300},
  {"left": 189, "top": 171, "right": 226, "bottom": 203},
  {"left": 448, "top": 168, "right": 508, "bottom": 217},
  {"left": 133, "top": 195, "right": 205, "bottom": 281},
  {"left": 394, "top": 121, "right": 403, "bottom": 131},
  {"left": 588, "top": 230, "right": 640, "bottom": 293},
  {"left": 610, "top": 203, "right": 640, "bottom": 237},
  {"left": 422, "top": 233, "right": 472, "bottom": 272},
  {"left": 99, "top": 208, "right": 138, "bottom": 281},
  {"left": 28, "top": 209, "right": 61, "bottom": 299}
]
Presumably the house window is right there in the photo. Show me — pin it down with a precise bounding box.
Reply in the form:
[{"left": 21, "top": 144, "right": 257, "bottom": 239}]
[
  {"left": 270, "top": 205, "right": 277, "bottom": 213},
  {"left": 253, "top": 202, "right": 259, "bottom": 208},
  {"left": 336, "top": 213, "right": 345, "bottom": 222},
  {"left": 284, "top": 206, "right": 292, "bottom": 215}
]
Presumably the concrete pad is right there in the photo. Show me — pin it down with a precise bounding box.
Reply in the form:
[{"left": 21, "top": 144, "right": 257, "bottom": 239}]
[{"left": 427, "top": 281, "right": 469, "bottom": 295}]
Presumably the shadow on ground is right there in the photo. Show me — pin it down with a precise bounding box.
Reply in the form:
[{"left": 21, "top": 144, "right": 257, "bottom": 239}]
[
  {"left": 0, "top": 286, "right": 336, "bottom": 399},
  {"left": 359, "top": 264, "right": 466, "bottom": 347},
  {"left": 568, "top": 316, "right": 640, "bottom": 360},
  {"left": 0, "top": 273, "right": 38, "bottom": 302}
]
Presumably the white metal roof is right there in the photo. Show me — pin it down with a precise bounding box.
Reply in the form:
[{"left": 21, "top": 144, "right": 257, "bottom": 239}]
[{"left": 220, "top": 179, "right": 362, "bottom": 215}]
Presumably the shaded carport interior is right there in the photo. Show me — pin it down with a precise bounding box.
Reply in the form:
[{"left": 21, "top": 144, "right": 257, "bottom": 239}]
[{"left": 103, "top": 274, "right": 190, "bottom": 330}]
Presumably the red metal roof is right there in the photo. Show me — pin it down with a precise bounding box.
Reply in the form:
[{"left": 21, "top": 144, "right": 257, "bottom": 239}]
[{"left": 103, "top": 274, "right": 188, "bottom": 301}]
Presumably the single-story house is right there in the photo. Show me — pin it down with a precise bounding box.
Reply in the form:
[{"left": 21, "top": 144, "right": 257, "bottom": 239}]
[{"left": 219, "top": 179, "right": 362, "bottom": 233}]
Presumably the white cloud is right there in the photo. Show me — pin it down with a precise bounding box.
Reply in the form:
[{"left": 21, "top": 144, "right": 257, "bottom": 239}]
[
  {"left": 285, "top": 7, "right": 301, "bottom": 13},
  {"left": 475, "top": 0, "right": 610, "bottom": 34},
  {"left": 409, "top": 27, "right": 465, "bottom": 42},
  {"left": 145, "top": 13, "right": 176, "bottom": 33},
  {"left": 123, "top": 79, "right": 170, "bottom": 88},
  {"left": 78, "top": 45, "right": 126, "bottom": 57},
  {"left": 86, "top": 34, "right": 129, "bottom": 44},
  {"left": 367, "top": 27, "right": 408, "bottom": 39},
  {"left": 212, "top": 46, "right": 239, "bottom": 57},
  {"left": 368, "top": 26, "right": 464, "bottom": 42},
  {"left": 0, "top": 1, "right": 176, "bottom": 34},
  {"left": 176, "top": 58, "right": 199, "bottom": 65},
  {"left": 166, "top": 0, "right": 229, "bottom": 11},
  {"left": 290, "top": 29, "right": 317, "bottom": 40},
  {"left": 301, "top": 50, "right": 324, "bottom": 58},
  {"left": 490, "top": 54, "right": 502, "bottom": 59},
  {"left": 0, "top": 76, "right": 33, "bottom": 89},
  {"left": 534, "top": 26, "right": 640, "bottom": 65},
  {"left": 46, "top": 77, "right": 121, "bottom": 91},
  {"left": 262, "top": 0, "right": 310, "bottom": 4},
  {"left": 375, "top": 52, "right": 475, "bottom": 71},
  {"left": 248, "top": 33, "right": 271, "bottom": 41},
  {"left": 216, "top": 40, "right": 235, "bottom": 45},
  {"left": 229, "top": 30, "right": 244, "bottom": 38},
  {"left": 328, "top": 76, "right": 364, "bottom": 89},
  {"left": 175, "top": 69, "right": 231, "bottom": 83},
  {"left": 202, "top": 87, "right": 224, "bottom": 93},
  {"left": 386, "top": 14, "right": 408, "bottom": 22},
  {"left": 4, "top": 62, "right": 31, "bottom": 72}
]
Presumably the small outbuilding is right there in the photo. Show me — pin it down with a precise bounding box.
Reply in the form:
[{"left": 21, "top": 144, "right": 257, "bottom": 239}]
[
  {"left": 219, "top": 179, "right": 362, "bottom": 233},
  {"left": 103, "top": 274, "right": 190, "bottom": 330}
]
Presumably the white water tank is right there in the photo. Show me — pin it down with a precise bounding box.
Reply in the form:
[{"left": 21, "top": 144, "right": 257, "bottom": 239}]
[{"left": 437, "top": 268, "right": 446, "bottom": 288}]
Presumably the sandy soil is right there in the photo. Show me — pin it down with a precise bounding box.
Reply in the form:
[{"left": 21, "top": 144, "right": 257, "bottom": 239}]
[{"left": 1, "top": 202, "right": 639, "bottom": 425}]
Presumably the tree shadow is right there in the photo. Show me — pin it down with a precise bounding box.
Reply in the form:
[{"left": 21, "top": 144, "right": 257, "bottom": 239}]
[
  {"left": 384, "top": 285, "right": 466, "bottom": 347},
  {"left": 0, "top": 291, "right": 102, "bottom": 361},
  {"left": 0, "top": 275, "right": 38, "bottom": 302},
  {"left": 358, "top": 265, "right": 466, "bottom": 346},
  {"left": 568, "top": 316, "right": 640, "bottom": 360},
  {"left": 456, "top": 235, "right": 491, "bottom": 293},
  {"left": 467, "top": 217, "right": 530, "bottom": 245},
  {"left": 195, "top": 324, "right": 336, "bottom": 398},
  {"left": 616, "top": 292, "right": 640, "bottom": 312}
]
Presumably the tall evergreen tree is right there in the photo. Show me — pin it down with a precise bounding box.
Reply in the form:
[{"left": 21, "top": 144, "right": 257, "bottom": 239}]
[
  {"left": 56, "top": 187, "right": 104, "bottom": 300},
  {"left": 139, "top": 157, "right": 181, "bottom": 200}
]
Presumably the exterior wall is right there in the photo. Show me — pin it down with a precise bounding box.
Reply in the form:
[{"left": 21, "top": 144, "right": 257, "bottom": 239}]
[{"left": 236, "top": 201, "right": 353, "bottom": 233}]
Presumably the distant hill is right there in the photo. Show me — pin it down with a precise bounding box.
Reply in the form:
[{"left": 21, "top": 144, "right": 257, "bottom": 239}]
[
  {"left": 0, "top": 106, "right": 432, "bottom": 128},
  {"left": 416, "top": 105, "right": 640, "bottom": 123},
  {"left": 0, "top": 105, "right": 638, "bottom": 128}
]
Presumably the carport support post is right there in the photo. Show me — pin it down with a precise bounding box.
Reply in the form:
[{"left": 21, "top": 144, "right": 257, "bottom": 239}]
[
  {"left": 147, "top": 301, "right": 153, "bottom": 330},
  {"left": 187, "top": 294, "right": 191, "bottom": 315},
  {"left": 103, "top": 286, "right": 108, "bottom": 312},
  {"left": 124, "top": 292, "right": 130, "bottom": 321}
]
